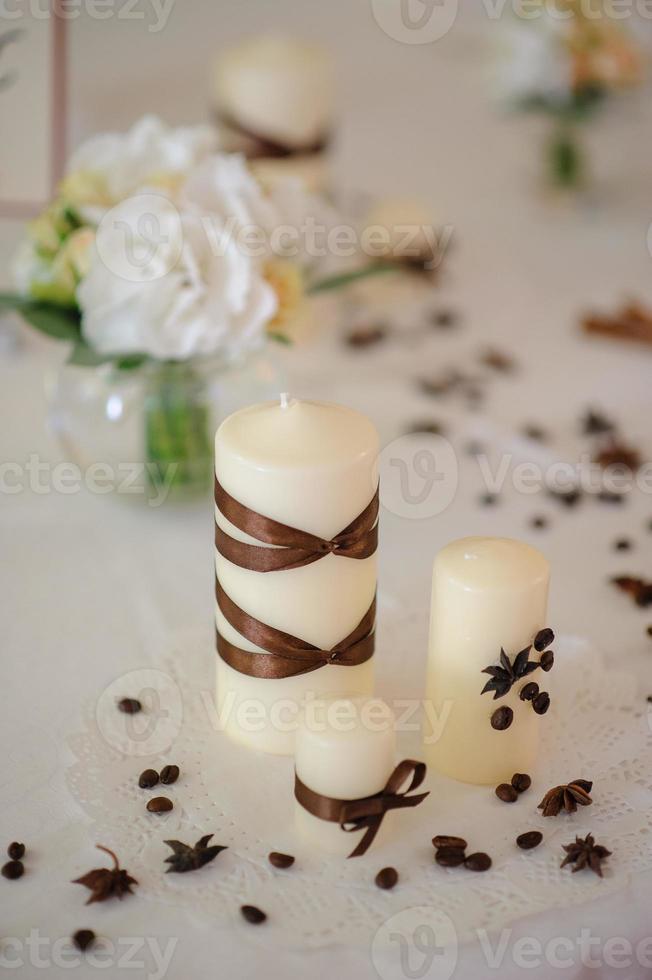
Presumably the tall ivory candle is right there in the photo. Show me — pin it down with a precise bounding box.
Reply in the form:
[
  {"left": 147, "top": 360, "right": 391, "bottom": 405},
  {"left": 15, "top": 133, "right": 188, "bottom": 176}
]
[
  {"left": 295, "top": 697, "right": 396, "bottom": 856},
  {"left": 425, "top": 537, "right": 550, "bottom": 786},
  {"left": 214, "top": 398, "right": 378, "bottom": 755}
]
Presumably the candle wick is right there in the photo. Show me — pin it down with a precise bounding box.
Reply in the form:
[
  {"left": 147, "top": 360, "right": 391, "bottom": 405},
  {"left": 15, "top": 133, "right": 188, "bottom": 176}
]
[{"left": 280, "top": 392, "right": 292, "bottom": 410}]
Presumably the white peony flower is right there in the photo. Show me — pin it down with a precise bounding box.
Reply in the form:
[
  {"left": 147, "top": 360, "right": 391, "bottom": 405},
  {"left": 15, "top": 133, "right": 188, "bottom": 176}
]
[
  {"left": 497, "top": 19, "right": 573, "bottom": 107},
  {"left": 64, "top": 115, "right": 217, "bottom": 221},
  {"left": 78, "top": 190, "right": 278, "bottom": 362}
]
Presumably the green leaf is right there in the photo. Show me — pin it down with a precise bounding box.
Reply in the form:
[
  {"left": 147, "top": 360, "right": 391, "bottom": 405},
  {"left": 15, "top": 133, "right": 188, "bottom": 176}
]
[
  {"left": 0, "top": 292, "right": 26, "bottom": 311},
  {"left": 17, "top": 302, "right": 82, "bottom": 342},
  {"left": 307, "top": 262, "right": 400, "bottom": 294},
  {"left": 267, "top": 331, "right": 292, "bottom": 346}
]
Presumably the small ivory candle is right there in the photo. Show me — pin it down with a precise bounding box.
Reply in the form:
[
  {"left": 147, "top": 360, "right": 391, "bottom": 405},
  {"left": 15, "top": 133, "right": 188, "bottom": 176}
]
[
  {"left": 425, "top": 537, "right": 550, "bottom": 786},
  {"left": 295, "top": 697, "right": 396, "bottom": 856},
  {"left": 215, "top": 398, "right": 378, "bottom": 755}
]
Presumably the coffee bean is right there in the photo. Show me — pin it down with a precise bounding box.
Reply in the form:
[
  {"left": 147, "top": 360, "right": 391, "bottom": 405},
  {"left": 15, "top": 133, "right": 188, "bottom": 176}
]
[
  {"left": 146, "top": 796, "right": 173, "bottom": 814},
  {"left": 534, "top": 628, "right": 554, "bottom": 652},
  {"left": 159, "top": 765, "right": 180, "bottom": 786},
  {"left": 268, "top": 852, "right": 295, "bottom": 870},
  {"left": 520, "top": 682, "right": 539, "bottom": 702},
  {"left": 7, "top": 842, "right": 24, "bottom": 860},
  {"left": 614, "top": 538, "right": 632, "bottom": 551},
  {"left": 530, "top": 516, "right": 548, "bottom": 530},
  {"left": 72, "top": 929, "right": 96, "bottom": 951},
  {"left": 138, "top": 769, "right": 159, "bottom": 789},
  {"left": 117, "top": 698, "right": 141, "bottom": 714},
  {"left": 539, "top": 650, "right": 554, "bottom": 672},
  {"left": 435, "top": 847, "right": 466, "bottom": 867},
  {"left": 432, "top": 835, "right": 467, "bottom": 851},
  {"left": 532, "top": 692, "right": 551, "bottom": 715},
  {"left": 240, "top": 905, "right": 266, "bottom": 924},
  {"left": 375, "top": 867, "right": 398, "bottom": 890},
  {"left": 465, "top": 852, "right": 492, "bottom": 872},
  {"left": 511, "top": 773, "right": 531, "bottom": 794},
  {"left": 516, "top": 831, "right": 543, "bottom": 850},
  {"left": 495, "top": 783, "right": 518, "bottom": 803},
  {"left": 491, "top": 706, "right": 513, "bottom": 731},
  {"left": 2, "top": 860, "right": 24, "bottom": 879}
]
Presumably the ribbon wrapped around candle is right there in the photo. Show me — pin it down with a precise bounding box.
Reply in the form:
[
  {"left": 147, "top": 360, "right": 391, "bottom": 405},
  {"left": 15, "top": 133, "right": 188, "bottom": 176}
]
[
  {"left": 294, "top": 760, "right": 429, "bottom": 858},
  {"left": 215, "top": 579, "right": 376, "bottom": 678},
  {"left": 214, "top": 477, "right": 379, "bottom": 573}
]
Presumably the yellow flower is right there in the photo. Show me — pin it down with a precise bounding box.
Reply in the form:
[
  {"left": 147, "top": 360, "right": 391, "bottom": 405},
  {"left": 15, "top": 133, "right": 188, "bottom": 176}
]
[
  {"left": 58, "top": 169, "right": 112, "bottom": 211},
  {"left": 29, "top": 227, "right": 95, "bottom": 307},
  {"left": 28, "top": 199, "right": 78, "bottom": 257},
  {"left": 264, "top": 259, "right": 305, "bottom": 340}
]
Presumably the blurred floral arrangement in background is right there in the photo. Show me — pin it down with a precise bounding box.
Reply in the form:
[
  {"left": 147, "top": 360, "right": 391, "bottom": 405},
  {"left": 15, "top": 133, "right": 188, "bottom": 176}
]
[
  {"left": 0, "top": 115, "right": 364, "bottom": 498},
  {"left": 499, "top": 0, "right": 644, "bottom": 188}
]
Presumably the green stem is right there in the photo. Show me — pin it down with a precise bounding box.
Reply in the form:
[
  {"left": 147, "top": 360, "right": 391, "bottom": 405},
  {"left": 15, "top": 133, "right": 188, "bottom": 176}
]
[
  {"left": 547, "top": 123, "right": 584, "bottom": 189},
  {"left": 307, "top": 261, "right": 401, "bottom": 295},
  {"left": 144, "top": 362, "right": 213, "bottom": 500}
]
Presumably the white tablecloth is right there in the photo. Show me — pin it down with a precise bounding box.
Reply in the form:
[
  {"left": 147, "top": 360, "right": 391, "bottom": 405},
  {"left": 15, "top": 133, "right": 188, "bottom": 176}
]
[{"left": 2, "top": 3, "right": 652, "bottom": 978}]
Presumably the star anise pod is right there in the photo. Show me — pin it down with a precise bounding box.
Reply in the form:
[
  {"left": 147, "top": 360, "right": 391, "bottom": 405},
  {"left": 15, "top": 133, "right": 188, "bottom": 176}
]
[
  {"left": 538, "top": 779, "right": 593, "bottom": 817},
  {"left": 72, "top": 845, "right": 137, "bottom": 904},
  {"left": 164, "top": 834, "right": 227, "bottom": 873},
  {"left": 611, "top": 576, "right": 652, "bottom": 608},
  {"left": 560, "top": 833, "right": 611, "bottom": 877},
  {"left": 481, "top": 646, "right": 539, "bottom": 699}
]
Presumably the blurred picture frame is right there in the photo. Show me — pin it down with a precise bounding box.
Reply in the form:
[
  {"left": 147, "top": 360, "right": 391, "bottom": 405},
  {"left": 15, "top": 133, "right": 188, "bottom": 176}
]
[{"left": 0, "top": 2, "right": 66, "bottom": 217}]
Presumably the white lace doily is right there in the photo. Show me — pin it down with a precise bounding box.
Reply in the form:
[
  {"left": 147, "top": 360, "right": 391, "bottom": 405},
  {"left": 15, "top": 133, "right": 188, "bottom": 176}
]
[{"left": 66, "top": 596, "right": 652, "bottom": 950}]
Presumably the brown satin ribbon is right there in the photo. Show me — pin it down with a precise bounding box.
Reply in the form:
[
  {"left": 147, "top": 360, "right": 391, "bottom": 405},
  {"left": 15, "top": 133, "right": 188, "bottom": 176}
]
[
  {"left": 294, "top": 760, "right": 429, "bottom": 858},
  {"left": 214, "top": 477, "right": 379, "bottom": 572},
  {"left": 215, "top": 109, "right": 330, "bottom": 159},
  {"left": 215, "top": 578, "right": 375, "bottom": 679}
]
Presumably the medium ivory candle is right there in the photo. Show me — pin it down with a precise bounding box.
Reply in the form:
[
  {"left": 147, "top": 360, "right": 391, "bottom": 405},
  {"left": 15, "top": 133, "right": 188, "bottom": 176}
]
[
  {"left": 214, "top": 397, "right": 378, "bottom": 755},
  {"left": 295, "top": 697, "right": 396, "bottom": 857},
  {"left": 425, "top": 537, "right": 551, "bottom": 786}
]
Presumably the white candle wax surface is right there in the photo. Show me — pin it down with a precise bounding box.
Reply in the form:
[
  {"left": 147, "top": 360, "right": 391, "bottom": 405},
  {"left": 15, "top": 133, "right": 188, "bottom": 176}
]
[
  {"left": 295, "top": 697, "right": 396, "bottom": 856},
  {"left": 425, "top": 537, "right": 550, "bottom": 786},
  {"left": 215, "top": 399, "right": 378, "bottom": 755}
]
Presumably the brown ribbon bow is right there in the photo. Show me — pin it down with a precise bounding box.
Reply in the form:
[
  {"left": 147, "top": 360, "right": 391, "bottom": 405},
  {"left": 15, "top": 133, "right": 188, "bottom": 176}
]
[
  {"left": 294, "top": 760, "right": 429, "bottom": 858},
  {"left": 214, "top": 477, "right": 379, "bottom": 573},
  {"left": 215, "top": 110, "right": 330, "bottom": 159},
  {"left": 215, "top": 578, "right": 376, "bottom": 679}
]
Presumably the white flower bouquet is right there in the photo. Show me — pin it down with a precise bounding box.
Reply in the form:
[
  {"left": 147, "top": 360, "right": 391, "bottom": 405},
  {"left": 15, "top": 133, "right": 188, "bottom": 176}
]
[
  {"left": 1, "top": 115, "right": 382, "bottom": 497},
  {"left": 498, "top": 0, "right": 644, "bottom": 187}
]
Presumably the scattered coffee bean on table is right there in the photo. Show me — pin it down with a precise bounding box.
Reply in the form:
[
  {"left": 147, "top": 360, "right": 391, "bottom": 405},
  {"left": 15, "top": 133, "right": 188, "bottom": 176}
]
[
  {"left": 530, "top": 516, "right": 548, "bottom": 530},
  {"left": 432, "top": 835, "right": 467, "bottom": 850},
  {"left": 511, "top": 773, "right": 531, "bottom": 794},
  {"left": 614, "top": 538, "right": 632, "bottom": 551},
  {"left": 435, "top": 847, "right": 466, "bottom": 868},
  {"left": 375, "top": 867, "right": 399, "bottom": 890},
  {"left": 7, "top": 842, "right": 25, "bottom": 860},
  {"left": 520, "top": 681, "right": 539, "bottom": 701},
  {"left": 516, "top": 831, "right": 543, "bottom": 850},
  {"left": 464, "top": 852, "right": 492, "bottom": 872},
  {"left": 496, "top": 783, "right": 518, "bottom": 803},
  {"left": 2, "top": 860, "right": 24, "bottom": 879},
  {"left": 138, "top": 769, "right": 159, "bottom": 789},
  {"left": 147, "top": 797, "right": 173, "bottom": 814},
  {"left": 73, "top": 930, "right": 96, "bottom": 951},
  {"left": 159, "top": 765, "right": 180, "bottom": 786},
  {"left": 491, "top": 705, "right": 514, "bottom": 730},
  {"left": 240, "top": 905, "right": 266, "bottom": 925},
  {"left": 647, "top": 625, "right": 652, "bottom": 638},
  {"left": 268, "top": 852, "right": 295, "bottom": 870},
  {"left": 533, "top": 692, "right": 551, "bottom": 715},
  {"left": 117, "top": 698, "right": 141, "bottom": 714}
]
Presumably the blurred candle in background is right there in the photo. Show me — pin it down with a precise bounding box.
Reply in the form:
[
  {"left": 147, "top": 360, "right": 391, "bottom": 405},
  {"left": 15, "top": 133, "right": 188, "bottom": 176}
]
[
  {"left": 212, "top": 35, "right": 334, "bottom": 192},
  {"left": 214, "top": 397, "right": 378, "bottom": 755},
  {"left": 425, "top": 537, "right": 550, "bottom": 786}
]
